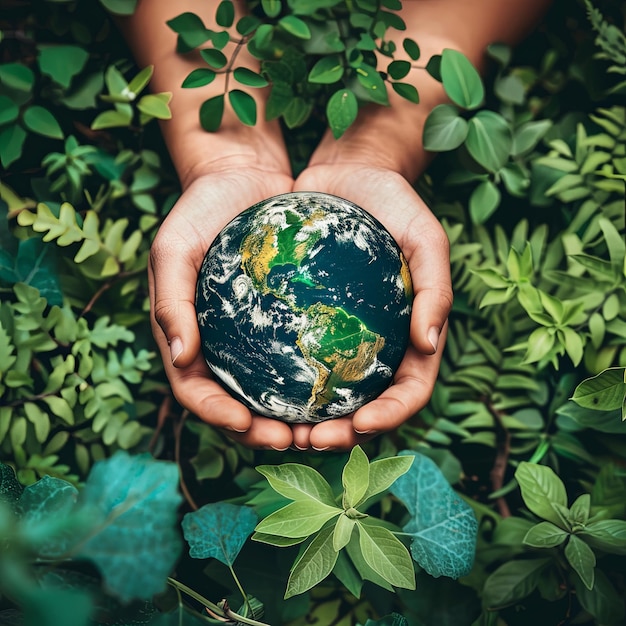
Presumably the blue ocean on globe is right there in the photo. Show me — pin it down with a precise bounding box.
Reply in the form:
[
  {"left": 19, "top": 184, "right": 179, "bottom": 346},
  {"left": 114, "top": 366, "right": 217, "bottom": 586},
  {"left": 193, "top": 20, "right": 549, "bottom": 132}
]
[{"left": 196, "top": 192, "right": 413, "bottom": 423}]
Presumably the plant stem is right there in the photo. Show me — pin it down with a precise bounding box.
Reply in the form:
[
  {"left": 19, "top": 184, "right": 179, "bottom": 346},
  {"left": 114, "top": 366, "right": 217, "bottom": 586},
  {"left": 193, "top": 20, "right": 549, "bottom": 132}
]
[
  {"left": 173, "top": 410, "right": 199, "bottom": 511},
  {"left": 228, "top": 564, "right": 250, "bottom": 613}
]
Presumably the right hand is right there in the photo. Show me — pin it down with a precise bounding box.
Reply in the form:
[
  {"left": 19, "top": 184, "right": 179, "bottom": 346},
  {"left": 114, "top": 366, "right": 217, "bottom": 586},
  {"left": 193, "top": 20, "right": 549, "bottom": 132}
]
[{"left": 148, "top": 165, "right": 296, "bottom": 450}]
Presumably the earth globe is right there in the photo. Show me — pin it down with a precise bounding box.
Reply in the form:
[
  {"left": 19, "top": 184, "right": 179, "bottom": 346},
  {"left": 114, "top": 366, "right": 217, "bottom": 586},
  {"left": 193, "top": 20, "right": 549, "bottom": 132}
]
[{"left": 195, "top": 191, "right": 413, "bottom": 423}]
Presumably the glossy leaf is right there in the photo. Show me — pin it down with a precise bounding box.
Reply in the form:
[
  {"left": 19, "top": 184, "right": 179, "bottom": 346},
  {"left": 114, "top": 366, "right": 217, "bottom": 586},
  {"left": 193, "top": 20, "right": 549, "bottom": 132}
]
[
  {"left": 0, "top": 96, "right": 19, "bottom": 125},
  {"left": 402, "top": 38, "right": 420, "bottom": 61},
  {"left": 137, "top": 93, "right": 172, "bottom": 119},
  {"left": 182, "top": 502, "right": 257, "bottom": 565},
  {"left": 333, "top": 514, "right": 356, "bottom": 551},
  {"left": 0, "top": 63, "right": 35, "bottom": 92},
  {"left": 440, "top": 48, "right": 484, "bottom": 109},
  {"left": 469, "top": 179, "right": 500, "bottom": 224},
  {"left": 166, "top": 12, "right": 211, "bottom": 52},
  {"left": 229, "top": 89, "right": 257, "bottom": 126},
  {"left": 99, "top": 0, "right": 137, "bottom": 15},
  {"left": 390, "top": 451, "right": 477, "bottom": 578},
  {"left": 0, "top": 464, "right": 23, "bottom": 508},
  {"left": 572, "top": 368, "right": 626, "bottom": 411},
  {"left": 359, "top": 455, "right": 414, "bottom": 504},
  {"left": 523, "top": 521, "right": 568, "bottom": 548},
  {"left": 355, "top": 63, "right": 389, "bottom": 105},
  {"left": 233, "top": 67, "right": 269, "bottom": 88},
  {"left": 261, "top": 0, "right": 281, "bottom": 18},
  {"left": 279, "top": 16, "right": 311, "bottom": 39},
  {"left": 181, "top": 68, "right": 216, "bottom": 88},
  {"left": 423, "top": 104, "right": 468, "bottom": 151},
  {"left": 466, "top": 111, "right": 512, "bottom": 172},
  {"left": 391, "top": 82, "right": 419, "bottom": 103},
  {"left": 256, "top": 463, "right": 336, "bottom": 506},
  {"left": 200, "top": 48, "right": 227, "bottom": 69},
  {"left": 326, "top": 88, "right": 358, "bottom": 139},
  {"left": 215, "top": 0, "right": 235, "bottom": 27},
  {"left": 342, "top": 445, "right": 369, "bottom": 508},
  {"left": 387, "top": 60, "right": 411, "bottom": 80},
  {"left": 199, "top": 94, "right": 225, "bottom": 132},
  {"left": 308, "top": 55, "right": 344, "bottom": 84},
  {"left": 255, "top": 500, "right": 341, "bottom": 538},
  {"left": 515, "top": 462, "right": 568, "bottom": 528}
]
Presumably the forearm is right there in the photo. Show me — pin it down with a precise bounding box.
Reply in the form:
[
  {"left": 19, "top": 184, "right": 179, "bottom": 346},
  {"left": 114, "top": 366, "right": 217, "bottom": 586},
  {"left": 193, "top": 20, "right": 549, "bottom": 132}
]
[
  {"left": 117, "top": 0, "right": 290, "bottom": 187},
  {"left": 310, "top": 0, "right": 553, "bottom": 180}
]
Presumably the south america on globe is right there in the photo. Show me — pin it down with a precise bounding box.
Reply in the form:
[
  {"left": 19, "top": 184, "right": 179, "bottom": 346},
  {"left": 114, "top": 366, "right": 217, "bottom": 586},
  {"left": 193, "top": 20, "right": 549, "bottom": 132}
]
[{"left": 195, "top": 192, "right": 413, "bottom": 423}]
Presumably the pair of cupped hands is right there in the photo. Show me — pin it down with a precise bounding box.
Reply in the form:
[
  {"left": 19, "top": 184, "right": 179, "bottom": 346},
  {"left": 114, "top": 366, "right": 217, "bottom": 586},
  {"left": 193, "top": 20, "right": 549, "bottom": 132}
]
[{"left": 149, "top": 152, "right": 453, "bottom": 452}]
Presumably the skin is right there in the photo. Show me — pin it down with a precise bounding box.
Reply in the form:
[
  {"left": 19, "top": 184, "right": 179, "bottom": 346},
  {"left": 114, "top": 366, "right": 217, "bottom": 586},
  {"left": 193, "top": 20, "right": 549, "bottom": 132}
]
[{"left": 119, "top": 0, "right": 551, "bottom": 452}]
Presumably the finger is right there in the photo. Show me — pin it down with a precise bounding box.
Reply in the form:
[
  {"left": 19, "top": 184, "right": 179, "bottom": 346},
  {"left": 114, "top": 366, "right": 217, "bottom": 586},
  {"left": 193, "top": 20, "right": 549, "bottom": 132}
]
[
  {"left": 149, "top": 232, "right": 202, "bottom": 369},
  {"left": 308, "top": 417, "right": 376, "bottom": 452},
  {"left": 291, "top": 424, "right": 313, "bottom": 451},
  {"left": 226, "top": 416, "right": 293, "bottom": 450}
]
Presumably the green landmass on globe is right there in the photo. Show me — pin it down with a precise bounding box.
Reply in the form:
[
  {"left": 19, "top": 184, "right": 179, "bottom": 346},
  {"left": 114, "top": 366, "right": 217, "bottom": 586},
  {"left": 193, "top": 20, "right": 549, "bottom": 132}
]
[{"left": 196, "top": 192, "right": 413, "bottom": 423}]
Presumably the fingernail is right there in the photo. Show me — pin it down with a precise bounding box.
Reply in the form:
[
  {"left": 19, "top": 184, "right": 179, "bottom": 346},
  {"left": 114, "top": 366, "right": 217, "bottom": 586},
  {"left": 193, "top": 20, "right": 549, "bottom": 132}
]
[
  {"left": 355, "top": 429, "right": 375, "bottom": 435},
  {"left": 225, "top": 425, "right": 248, "bottom": 433},
  {"left": 427, "top": 326, "right": 440, "bottom": 353},
  {"left": 270, "top": 445, "right": 290, "bottom": 451},
  {"left": 293, "top": 444, "right": 308, "bottom": 451},
  {"left": 312, "top": 445, "right": 330, "bottom": 452},
  {"left": 170, "top": 336, "right": 183, "bottom": 365}
]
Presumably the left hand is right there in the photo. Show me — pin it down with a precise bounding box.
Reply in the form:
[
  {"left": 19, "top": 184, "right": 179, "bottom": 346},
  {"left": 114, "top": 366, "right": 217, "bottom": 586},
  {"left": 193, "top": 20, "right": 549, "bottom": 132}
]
[{"left": 289, "top": 163, "right": 452, "bottom": 451}]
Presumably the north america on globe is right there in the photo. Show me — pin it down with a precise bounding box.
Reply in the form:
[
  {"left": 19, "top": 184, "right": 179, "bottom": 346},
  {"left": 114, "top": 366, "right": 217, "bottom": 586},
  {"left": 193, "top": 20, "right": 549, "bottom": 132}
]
[{"left": 196, "top": 191, "right": 413, "bottom": 423}]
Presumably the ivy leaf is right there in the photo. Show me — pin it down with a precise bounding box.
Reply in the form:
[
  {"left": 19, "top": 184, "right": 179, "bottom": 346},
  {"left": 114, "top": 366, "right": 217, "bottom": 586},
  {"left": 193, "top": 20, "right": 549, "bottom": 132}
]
[
  {"left": 389, "top": 451, "right": 477, "bottom": 579},
  {"left": 256, "top": 463, "right": 336, "bottom": 506},
  {"left": 200, "top": 94, "right": 225, "bottom": 132},
  {"left": 358, "top": 523, "right": 415, "bottom": 589},
  {"left": 75, "top": 451, "right": 183, "bottom": 603},
  {"left": 342, "top": 445, "right": 369, "bottom": 508},
  {"left": 182, "top": 502, "right": 257, "bottom": 566},
  {"left": 23, "top": 106, "right": 64, "bottom": 140},
  {"left": 285, "top": 526, "right": 337, "bottom": 598},
  {"left": 423, "top": 104, "right": 468, "bottom": 151},
  {"left": 482, "top": 559, "right": 550, "bottom": 608},
  {"left": 440, "top": 49, "right": 484, "bottom": 109},
  {"left": 466, "top": 110, "right": 512, "bottom": 172},
  {"left": 229, "top": 89, "right": 257, "bottom": 126},
  {"left": 515, "top": 462, "right": 568, "bottom": 528},
  {"left": 571, "top": 368, "right": 626, "bottom": 412},
  {"left": 565, "top": 534, "right": 596, "bottom": 590},
  {"left": 523, "top": 521, "right": 569, "bottom": 548},
  {"left": 327, "top": 89, "right": 358, "bottom": 139},
  {"left": 38, "top": 45, "right": 89, "bottom": 89}
]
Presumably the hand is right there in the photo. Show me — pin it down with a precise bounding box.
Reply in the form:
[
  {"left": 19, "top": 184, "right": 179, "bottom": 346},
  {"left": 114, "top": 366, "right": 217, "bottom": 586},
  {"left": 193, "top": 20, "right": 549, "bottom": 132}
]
[
  {"left": 289, "top": 163, "right": 452, "bottom": 451},
  {"left": 149, "top": 165, "right": 298, "bottom": 450}
]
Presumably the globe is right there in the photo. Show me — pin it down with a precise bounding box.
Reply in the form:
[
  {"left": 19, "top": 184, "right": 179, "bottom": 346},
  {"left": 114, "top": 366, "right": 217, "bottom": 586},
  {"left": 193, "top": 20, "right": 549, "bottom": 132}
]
[{"left": 195, "top": 192, "right": 413, "bottom": 423}]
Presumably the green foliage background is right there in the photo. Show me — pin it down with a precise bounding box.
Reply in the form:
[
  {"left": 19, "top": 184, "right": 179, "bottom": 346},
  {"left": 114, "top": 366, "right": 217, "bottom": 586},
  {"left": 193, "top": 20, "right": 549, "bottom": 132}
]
[{"left": 0, "top": 0, "right": 625, "bottom": 625}]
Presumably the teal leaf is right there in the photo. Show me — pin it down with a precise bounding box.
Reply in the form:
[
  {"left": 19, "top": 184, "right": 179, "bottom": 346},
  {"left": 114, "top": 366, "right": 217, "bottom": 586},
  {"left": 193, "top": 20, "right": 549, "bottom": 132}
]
[
  {"left": 389, "top": 451, "right": 477, "bottom": 578},
  {"left": 440, "top": 49, "right": 484, "bottom": 109},
  {"left": 23, "top": 106, "right": 64, "bottom": 139},
  {"left": 327, "top": 88, "right": 358, "bottom": 139},
  {"left": 21, "top": 587, "right": 93, "bottom": 626},
  {"left": 0, "top": 464, "right": 23, "bottom": 509},
  {"left": 515, "top": 462, "right": 568, "bottom": 528},
  {"left": 364, "top": 614, "right": 409, "bottom": 626},
  {"left": 182, "top": 502, "right": 257, "bottom": 565},
  {"left": 38, "top": 45, "right": 89, "bottom": 89},
  {"left": 75, "top": 451, "right": 183, "bottom": 603},
  {"left": 423, "top": 104, "right": 468, "bottom": 151},
  {"left": 466, "top": 111, "right": 512, "bottom": 172},
  {"left": 14, "top": 238, "right": 63, "bottom": 306}
]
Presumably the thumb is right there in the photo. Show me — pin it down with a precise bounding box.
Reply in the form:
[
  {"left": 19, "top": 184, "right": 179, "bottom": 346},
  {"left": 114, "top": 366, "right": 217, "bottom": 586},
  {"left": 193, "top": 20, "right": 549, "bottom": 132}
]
[{"left": 148, "top": 241, "right": 201, "bottom": 368}]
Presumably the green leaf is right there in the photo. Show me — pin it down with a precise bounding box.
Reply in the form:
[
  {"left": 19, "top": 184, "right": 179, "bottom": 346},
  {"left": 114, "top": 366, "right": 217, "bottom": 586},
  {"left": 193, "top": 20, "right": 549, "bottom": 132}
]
[
  {"left": 565, "top": 534, "right": 595, "bottom": 590},
  {"left": 466, "top": 111, "right": 512, "bottom": 172},
  {"left": 572, "top": 368, "right": 626, "bottom": 411},
  {"left": 390, "top": 451, "right": 477, "bottom": 578},
  {"left": 0, "top": 463, "right": 24, "bottom": 508},
  {"left": 391, "top": 82, "right": 419, "bottom": 103},
  {"left": 333, "top": 514, "right": 356, "bottom": 551},
  {"left": 326, "top": 89, "right": 358, "bottom": 139},
  {"left": 199, "top": 94, "right": 225, "bottom": 132},
  {"left": 99, "top": 0, "right": 138, "bottom": 15},
  {"left": 137, "top": 93, "right": 172, "bottom": 120},
  {"left": 215, "top": 0, "right": 235, "bottom": 27},
  {"left": 483, "top": 559, "right": 549, "bottom": 608},
  {"left": 574, "top": 569, "right": 626, "bottom": 625},
  {"left": 355, "top": 63, "right": 389, "bottom": 105},
  {"left": 166, "top": 12, "right": 211, "bottom": 53},
  {"left": 256, "top": 463, "right": 336, "bottom": 506},
  {"left": 423, "top": 104, "right": 468, "bottom": 151},
  {"left": 387, "top": 60, "right": 411, "bottom": 80},
  {"left": 279, "top": 16, "right": 311, "bottom": 39},
  {"left": 38, "top": 45, "right": 89, "bottom": 89},
  {"left": 23, "top": 106, "right": 64, "bottom": 139},
  {"left": 402, "top": 38, "right": 420, "bottom": 61},
  {"left": 182, "top": 502, "right": 257, "bottom": 565},
  {"left": 75, "top": 451, "right": 183, "bottom": 603},
  {"left": 199, "top": 48, "right": 227, "bottom": 69},
  {"left": 581, "top": 520, "right": 626, "bottom": 555},
  {"left": 261, "top": 0, "right": 281, "bottom": 18},
  {"left": 91, "top": 108, "right": 133, "bottom": 130},
  {"left": 515, "top": 462, "right": 568, "bottom": 528},
  {"left": 255, "top": 500, "right": 341, "bottom": 538},
  {"left": 360, "top": 456, "right": 414, "bottom": 504},
  {"left": 229, "top": 89, "right": 257, "bottom": 126},
  {"left": 342, "top": 445, "right": 369, "bottom": 508},
  {"left": 0, "top": 124, "right": 26, "bottom": 168},
  {"left": 469, "top": 179, "right": 500, "bottom": 224},
  {"left": 523, "top": 521, "right": 568, "bottom": 548},
  {"left": 512, "top": 120, "right": 552, "bottom": 156},
  {"left": 182, "top": 68, "right": 216, "bottom": 88},
  {"left": 285, "top": 526, "right": 337, "bottom": 598},
  {"left": 357, "top": 523, "right": 415, "bottom": 589},
  {"left": 233, "top": 67, "right": 269, "bottom": 88},
  {"left": 0, "top": 63, "right": 35, "bottom": 91},
  {"left": 308, "top": 55, "right": 344, "bottom": 84},
  {"left": 524, "top": 327, "right": 556, "bottom": 364},
  {"left": 440, "top": 48, "right": 484, "bottom": 109},
  {"left": 0, "top": 95, "right": 19, "bottom": 125}
]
